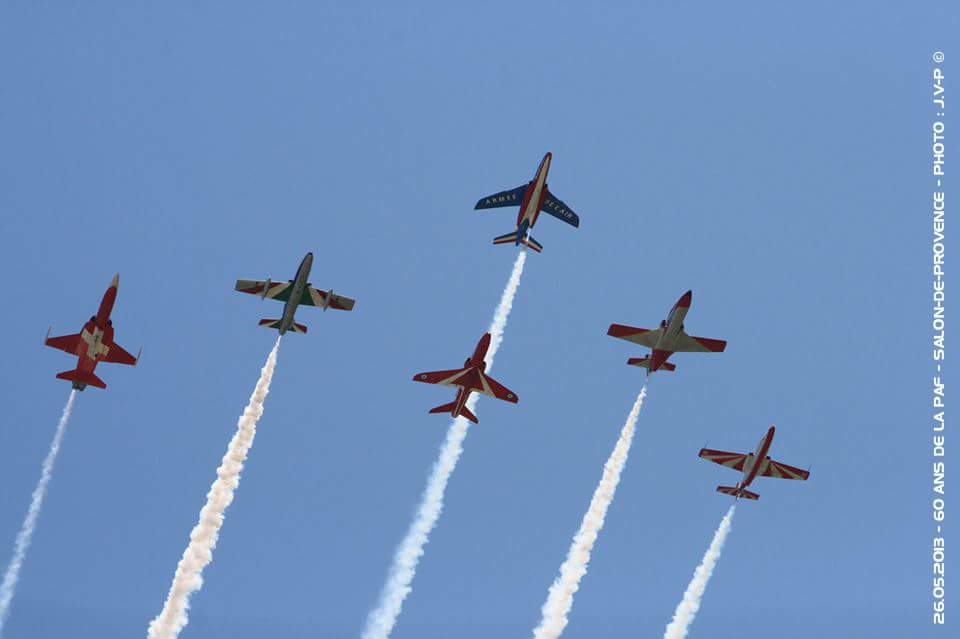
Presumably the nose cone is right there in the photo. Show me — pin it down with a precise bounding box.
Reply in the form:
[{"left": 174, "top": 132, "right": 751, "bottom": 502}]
[
  {"left": 477, "top": 332, "right": 492, "bottom": 351},
  {"left": 677, "top": 290, "right": 692, "bottom": 308},
  {"left": 768, "top": 425, "right": 776, "bottom": 437},
  {"left": 110, "top": 273, "right": 120, "bottom": 289},
  {"left": 538, "top": 152, "right": 552, "bottom": 174}
]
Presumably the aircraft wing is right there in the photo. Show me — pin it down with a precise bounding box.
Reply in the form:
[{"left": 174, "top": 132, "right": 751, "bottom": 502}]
[
  {"left": 607, "top": 324, "right": 662, "bottom": 348},
  {"left": 474, "top": 184, "right": 528, "bottom": 210},
  {"left": 540, "top": 188, "right": 580, "bottom": 227},
  {"left": 301, "top": 286, "right": 356, "bottom": 311},
  {"left": 758, "top": 458, "right": 810, "bottom": 481},
  {"left": 235, "top": 279, "right": 293, "bottom": 301},
  {"left": 477, "top": 372, "right": 519, "bottom": 403},
  {"left": 674, "top": 331, "right": 727, "bottom": 353},
  {"left": 698, "top": 448, "right": 749, "bottom": 471},
  {"left": 45, "top": 332, "right": 81, "bottom": 355},
  {"left": 103, "top": 341, "right": 138, "bottom": 365},
  {"left": 413, "top": 368, "right": 470, "bottom": 387}
]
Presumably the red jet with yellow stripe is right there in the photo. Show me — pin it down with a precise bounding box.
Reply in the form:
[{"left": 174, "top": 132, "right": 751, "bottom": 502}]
[
  {"left": 412, "top": 333, "right": 518, "bottom": 424},
  {"left": 699, "top": 426, "right": 810, "bottom": 501},
  {"left": 44, "top": 274, "right": 140, "bottom": 390},
  {"left": 607, "top": 290, "right": 726, "bottom": 375}
]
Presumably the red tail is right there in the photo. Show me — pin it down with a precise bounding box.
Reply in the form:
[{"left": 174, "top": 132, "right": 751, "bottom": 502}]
[
  {"left": 717, "top": 485, "right": 759, "bottom": 500},
  {"left": 627, "top": 357, "right": 676, "bottom": 371},
  {"left": 429, "top": 401, "right": 478, "bottom": 424},
  {"left": 56, "top": 369, "right": 106, "bottom": 390}
]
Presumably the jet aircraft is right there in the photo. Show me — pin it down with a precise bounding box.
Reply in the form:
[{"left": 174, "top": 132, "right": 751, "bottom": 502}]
[
  {"left": 607, "top": 290, "right": 726, "bottom": 374},
  {"left": 474, "top": 152, "right": 579, "bottom": 253},
  {"left": 44, "top": 274, "right": 139, "bottom": 390},
  {"left": 698, "top": 426, "right": 810, "bottom": 501},
  {"left": 235, "top": 252, "right": 355, "bottom": 335},
  {"left": 412, "top": 332, "right": 518, "bottom": 424}
]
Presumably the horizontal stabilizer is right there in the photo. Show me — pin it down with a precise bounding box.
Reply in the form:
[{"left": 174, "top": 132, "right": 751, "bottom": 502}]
[
  {"left": 429, "top": 401, "right": 478, "bottom": 424},
  {"left": 493, "top": 231, "right": 543, "bottom": 253},
  {"left": 428, "top": 401, "right": 456, "bottom": 415},
  {"left": 289, "top": 322, "right": 308, "bottom": 334},
  {"left": 258, "top": 319, "right": 307, "bottom": 333},
  {"left": 717, "top": 485, "right": 759, "bottom": 500},
  {"left": 522, "top": 235, "right": 543, "bottom": 253},
  {"left": 56, "top": 368, "right": 106, "bottom": 390},
  {"left": 627, "top": 357, "right": 676, "bottom": 371},
  {"left": 258, "top": 318, "right": 283, "bottom": 330}
]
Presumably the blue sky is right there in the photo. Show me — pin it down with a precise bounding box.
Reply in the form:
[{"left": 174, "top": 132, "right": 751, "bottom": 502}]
[{"left": 0, "top": 2, "right": 955, "bottom": 637}]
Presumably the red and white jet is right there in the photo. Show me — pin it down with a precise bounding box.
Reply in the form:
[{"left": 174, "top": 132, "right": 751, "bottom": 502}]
[
  {"left": 607, "top": 290, "right": 726, "bottom": 375},
  {"left": 474, "top": 152, "right": 580, "bottom": 253},
  {"left": 44, "top": 274, "right": 139, "bottom": 391},
  {"left": 412, "top": 332, "right": 518, "bottom": 424},
  {"left": 698, "top": 426, "right": 810, "bottom": 501}
]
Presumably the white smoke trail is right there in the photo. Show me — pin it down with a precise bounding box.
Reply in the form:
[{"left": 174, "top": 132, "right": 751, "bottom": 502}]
[
  {"left": 532, "top": 386, "right": 648, "bottom": 639},
  {"left": 663, "top": 505, "right": 736, "bottom": 639},
  {"left": 362, "top": 249, "right": 527, "bottom": 639},
  {"left": 147, "top": 337, "right": 281, "bottom": 639},
  {"left": 0, "top": 391, "right": 77, "bottom": 635}
]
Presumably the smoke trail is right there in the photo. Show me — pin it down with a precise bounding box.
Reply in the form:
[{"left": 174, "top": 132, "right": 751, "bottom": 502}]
[
  {"left": 0, "top": 391, "right": 77, "bottom": 635},
  {"left": 663, "top": 505, "right": 736, "bottom": 639},
  {"left": 147, "top": 337, "right": 281, "bottom": 639},
  {"left": 362, "top": 249, "right": 527, "bottom": 639},
  {"left": 532, "top": 386, "right": 647, "bottom": 639}
]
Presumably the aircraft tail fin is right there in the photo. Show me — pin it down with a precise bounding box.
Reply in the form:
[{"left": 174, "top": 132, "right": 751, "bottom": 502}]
[
  {"left": 288, "top": 322, "right": 308, "bottom": 334},
  {"left": 56, "top": 368, "right": 106, "bottom": 391},
  {"left": 428, "top": 402, "right": 478, "bottom": 424},
  {"left": 717, "top": 485, "right": 759, "bottom": 500},
  {"left": 428, "top": 401, "right": 456, "bottom": 415},
  {"left": 627, "top": 357, "right": 676, "bottom": 371},
  {"left": 258, "top": 319, "right": 308, "bottom": 334},
  {"left": 492, "top": 231, "right": 543, "bottom": 253}
]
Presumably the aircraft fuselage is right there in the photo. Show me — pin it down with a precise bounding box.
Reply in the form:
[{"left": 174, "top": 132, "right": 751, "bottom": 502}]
[
  {"left": 280, "top": 252, "right": 313, "bottom": 334},
  {"left": 69, "top": 275, "right": 119, "bottom": 389},
  {"left": 737, "top": 426, "right": 776, "bottom": 494},
  {"left": 513, "top": 152, "right": 552, "bottom": 243},
  {"left": 649, "top": 290, "right": 693, "bottom": 371}
]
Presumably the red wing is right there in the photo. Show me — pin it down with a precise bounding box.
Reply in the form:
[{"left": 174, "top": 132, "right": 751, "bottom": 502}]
[
  {"left": 698, "top": 448, "right": 749, "bottom": 471},
  {"left": 759, "top": 458, "right": 810, "bottom": 480},
  {"left": 45, "top": 333, "right": 81, "bottom": 355},
  {"left": 607, "top": 324, "right": 661, "bottom": 348},
  {"left": 691, "top": 336, "right": 727, "bottom": 352},
  {"left": 103, "top": 341, "right": 138, "bottom": 365},
  {"left": 676, "top": 332, "right": 727, "bottom": 353},
  {"left": 477, "top": 372, "right": 518, "bottom": 403},
  {"left": 412, "top": 368, "right": 470, "bottom": 387}
]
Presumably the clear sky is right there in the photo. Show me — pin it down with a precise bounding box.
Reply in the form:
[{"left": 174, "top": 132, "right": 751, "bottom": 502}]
[{"left": 0, "top": 2, "right": 955, "bottom": 637}]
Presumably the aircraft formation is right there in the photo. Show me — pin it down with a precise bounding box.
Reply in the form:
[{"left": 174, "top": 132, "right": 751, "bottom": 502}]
[
  {"left": 42, "top": 153, "right": 810, "bottom": 497},
  {"left": 21, "top": 151, "right": 810, "bottom": 637}
]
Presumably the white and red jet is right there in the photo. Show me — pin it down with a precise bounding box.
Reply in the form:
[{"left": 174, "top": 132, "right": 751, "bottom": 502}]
[
  {"left": 474, "top": 152, "right": 580, "bottom": 253},
  {"left": 44, "top": 274, "right": 139, "bottom": 391},
  {"left": 412, "top": 332, "right": 518, "bottom": 424},
  {"left": 699, "top": 426, "right": 810, "bottom": 501},
  {"left": 607, "top": 290, "right": 726, "bottom": 374}
]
